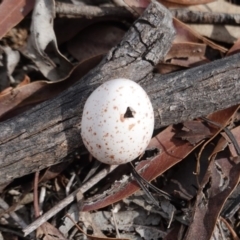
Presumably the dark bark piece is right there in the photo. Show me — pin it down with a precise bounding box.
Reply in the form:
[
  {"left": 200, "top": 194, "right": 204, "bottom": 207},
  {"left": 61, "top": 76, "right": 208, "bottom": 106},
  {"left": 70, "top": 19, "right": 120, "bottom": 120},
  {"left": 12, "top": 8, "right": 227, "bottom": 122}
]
[
  {"left": 0, "top": 2, "right": 175, "bottom": 184},
  {"left": 147, "top": 53, "right": 240, "bottom": 128},
  {"left": 55, "top": 2, "right": 133, "bottom": 19},
  {"left": 171, "top": 8, "right": 240, "bottom": 25}
]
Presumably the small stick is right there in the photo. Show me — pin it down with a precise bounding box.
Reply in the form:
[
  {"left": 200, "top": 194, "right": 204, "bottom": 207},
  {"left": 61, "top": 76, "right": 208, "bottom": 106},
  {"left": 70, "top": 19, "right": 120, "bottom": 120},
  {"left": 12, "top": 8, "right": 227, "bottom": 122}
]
[
  {"left": 23, "top": 165, "right": 118, "bottom": 236},
  {"left": 33, "top": 171, "right": 40, "bottom": 218},
  {"left": 55, "top": 2, "right": 240, "bottom": 26},
  {"left": 0, "top": 198, "right": 28, "bottom": 229},
  {"left": 55, "top": 2, "right": 133, "bottom": 19},
  {"left": 201, "top": 117, "right": 240, "bottom": 155},
  {"left": 171, "top": 9, "right": 240, "bottom": 25}
]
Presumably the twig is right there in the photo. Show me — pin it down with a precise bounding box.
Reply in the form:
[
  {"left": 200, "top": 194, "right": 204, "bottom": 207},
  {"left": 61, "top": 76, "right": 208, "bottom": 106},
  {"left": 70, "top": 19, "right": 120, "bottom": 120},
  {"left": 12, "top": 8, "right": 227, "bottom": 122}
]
[
  {"left": 111, "top": 205, "right": 121, "bottom": 239},
  {"left": 219, "top": 216, "right": 239, "bottom": 240},
  {"left": 0, "top": 226, "right": 30, "bottom": 239},
  {"left": 55, "top": 2, "right": 133, "bottom": 19},
  {"left": 0, "top": 197, "right": 28, "bottom": 229},
  {"left": 201, "top": 116, "right": 240, "bottom": 155},
  {"left": 39, "top": 186, "right": 46, "bottom": 216},
  {"left": 55, "top": 2, "right": 240, "bottom": 26},
  {"left": 33, "top": 171, "right": 40, "bottom": 218},
  {"left": 66, "top": 172, "right": 76, "bottom": 195},
  {"left": 23, "top": 165, "right": 118, "bottom": 236},
  {"left": 171, "top": 9, "right": 240, "bottom": 25}
]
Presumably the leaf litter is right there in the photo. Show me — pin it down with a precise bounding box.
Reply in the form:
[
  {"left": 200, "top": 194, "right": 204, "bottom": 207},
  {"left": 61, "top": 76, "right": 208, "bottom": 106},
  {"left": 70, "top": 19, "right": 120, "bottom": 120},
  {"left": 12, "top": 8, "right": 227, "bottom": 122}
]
[{"left": 1, "top": 0, "right": 240, "bottom": 239}]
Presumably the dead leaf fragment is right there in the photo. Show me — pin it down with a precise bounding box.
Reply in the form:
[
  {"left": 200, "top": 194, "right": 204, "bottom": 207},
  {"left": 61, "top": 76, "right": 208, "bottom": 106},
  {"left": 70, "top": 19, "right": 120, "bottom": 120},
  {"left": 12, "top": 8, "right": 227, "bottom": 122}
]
[
  {"left": 67, "top": 23, "right": 125, "bottom": 62},
  {"left": 184, "top": 153, "right": 240, "bottom": 240},
  {"left": 175, "top": 120, "right": 212, "bottom": 145},
  {"left": 36, "top": 222, "right": 67, "bottom": 240},
  {"left": 23, "top": 0, "right": 73, "bottom": 81},
  {"left": 0, "top": 0, "right": 35, "bottom": 40},
  {"left": 0, "top": 55, "right": 102, "bottom": 121}
]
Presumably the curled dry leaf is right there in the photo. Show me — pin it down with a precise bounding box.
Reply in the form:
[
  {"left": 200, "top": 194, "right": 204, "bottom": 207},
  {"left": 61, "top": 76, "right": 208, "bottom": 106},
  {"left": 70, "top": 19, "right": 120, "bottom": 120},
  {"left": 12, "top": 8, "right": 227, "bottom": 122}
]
[
  {"left": 0, "top": 55, "right": 103, "bottom": 121},
  {"left": 175, "top": 120, "right": 213, "bottom": 145},
  {"left": 67, "top": 22, "right": 125, "bottom": 62},
  {"left": 227, "top": 37, "right": 240, "bottom": 56},
  {"left": 36, "top": 222, "right": 67, "bottom": 240},
  {"left": 157, "top": 18, "right": 226, "bottom": 74},
  {"left": 184, "top": 152, "right": 240, "bottom": 240},
  {"left": 173, "top": 18, "right": 227, "bottom": 53},
  {"left": 0, "top": 0, "right": 35, "bottom": 39},
  {"left": 22, "top": 0, "right": 73, "bottom": 81}
]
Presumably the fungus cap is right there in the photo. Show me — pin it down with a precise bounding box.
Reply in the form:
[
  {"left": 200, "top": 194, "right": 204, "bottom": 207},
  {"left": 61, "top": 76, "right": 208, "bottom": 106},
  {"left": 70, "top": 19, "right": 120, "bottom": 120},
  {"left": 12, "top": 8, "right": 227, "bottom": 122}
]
[{"left": 81, "top": 78, "right": 154, "bottom": 165}]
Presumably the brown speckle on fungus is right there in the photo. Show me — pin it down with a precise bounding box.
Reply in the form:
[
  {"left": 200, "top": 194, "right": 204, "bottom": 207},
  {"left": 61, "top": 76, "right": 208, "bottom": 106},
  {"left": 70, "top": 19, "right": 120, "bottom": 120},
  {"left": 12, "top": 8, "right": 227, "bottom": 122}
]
[
  {"left": 113, "top": 106, "right": 118, "bottom": 110},
  {"left": 104, "top": 133, "right": 109, "bottom": 137},
  {"left": 120, "top": 114, "right": 124, "bottom": 122},
  {"left": 96, "top": 144, "right": 101, "bottom": 149},
  {"left": 128, "top": 124, "right": 135, "bottom": 130}
]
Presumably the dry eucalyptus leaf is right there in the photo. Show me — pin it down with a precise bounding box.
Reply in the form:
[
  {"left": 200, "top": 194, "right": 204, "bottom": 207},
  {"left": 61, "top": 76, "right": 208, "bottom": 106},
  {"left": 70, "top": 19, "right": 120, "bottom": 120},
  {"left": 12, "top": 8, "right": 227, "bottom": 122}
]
[
  {"left": 23, "top": 0, "right": 72, "bottom": 81},
  {"left": 0, "top": 0, "right": 34, "bottom": 40},
  {"left": 36, "top": 222, "right": 68, "bottom": 240}
]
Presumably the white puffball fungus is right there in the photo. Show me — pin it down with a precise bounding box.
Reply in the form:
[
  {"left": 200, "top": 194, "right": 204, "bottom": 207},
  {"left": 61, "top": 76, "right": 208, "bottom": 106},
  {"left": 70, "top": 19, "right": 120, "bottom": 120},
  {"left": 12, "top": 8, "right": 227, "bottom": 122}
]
[{"left": 81, "top": 78, "right": 154, "bottom": 165}]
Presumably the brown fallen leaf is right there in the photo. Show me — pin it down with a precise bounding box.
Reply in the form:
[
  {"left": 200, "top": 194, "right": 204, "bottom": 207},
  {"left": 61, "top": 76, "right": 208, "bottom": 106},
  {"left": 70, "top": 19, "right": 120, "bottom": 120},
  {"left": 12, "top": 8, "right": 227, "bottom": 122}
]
[
  {"left": 36, "top": 222, "right": 67, "bottom": 240},
  {"left": 184, "top": 152, "right": 240, "bottom": 240},
  {"left": 227, "top": 37, "right": 240, "bottom": 56},
  {"left": 175, "top": 120, "right": 213, "bottom": 145},
  {"left": 162, "top": 107, "right": 240, "bottom": 202},
  {"left": 67, "top": 22, "right": 125, "bottom": 62},
  {"left": 23, "top": 0, "right": 73, "bottom": 81},
  {"left": 154, "top": 62, "right": 183, "bottom": 74},
  {"left": 173, "top": 18, "right": 227, "bottom": 53},
  {"left": 216, "top": 125, "right": 240, "bottom": 158},
  {"left": 39, "top": 161, "right": 72, "bottom": 184},
  {"left": 0, "top": 0, "right": 35, "bottom": 39},
  {"left": 157, "top": 18, "right": 226, "bottom": 74},
  {"left": 0, "top": 55, "right": 103, "bottom": 121},
  {"left": 167, "top": 42, "right": 207, "bottom": 59}
]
